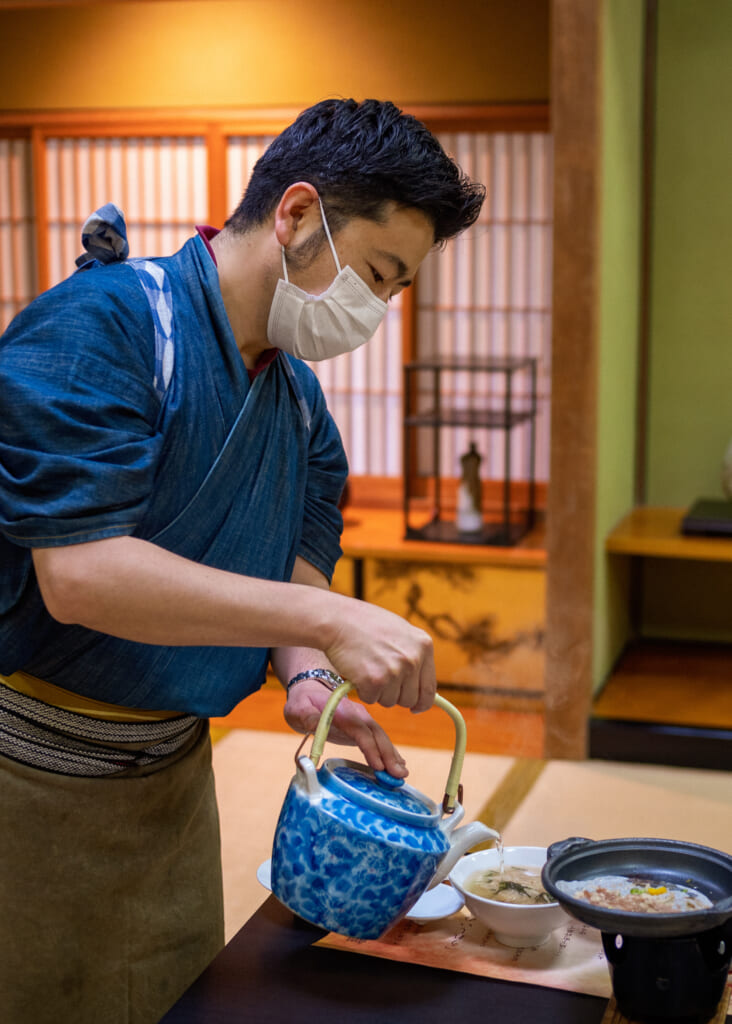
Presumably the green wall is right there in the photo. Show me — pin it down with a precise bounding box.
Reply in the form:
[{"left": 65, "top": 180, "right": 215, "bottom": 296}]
[
  {"left": 594, "top": 0, "right": 732, "bottom": 679},
  {"left": 592, "top": 0, "right": 644, "bottom": 690},
  {"left": 647, "top": 0, "right": 732, "bottom": 503},
  {"left": 642, "top": 0, "right": 732, "bottom": 643}
]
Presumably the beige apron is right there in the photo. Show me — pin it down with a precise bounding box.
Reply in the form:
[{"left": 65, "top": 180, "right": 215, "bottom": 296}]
[{"left": 0, "top": 717, "right": 224, "bottom": 1024}]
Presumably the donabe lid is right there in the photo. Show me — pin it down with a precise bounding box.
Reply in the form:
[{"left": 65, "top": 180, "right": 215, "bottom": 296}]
[{"left": 320, "top": 758, "right": 440, "bottom": 827}]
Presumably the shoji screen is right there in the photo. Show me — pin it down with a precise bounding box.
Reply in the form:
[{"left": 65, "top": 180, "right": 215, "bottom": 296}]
[
  {"left": 416, "top": 132, "right": 553, "bottom": 485},
  {"left": 0, "top": 137, "right": 36, "bottom": 332},
  {"left": 3, "top": 119, "right": 552, "bottom": 493},
  {"left": 43, "top": 135, "right": 208, "bottom": 287},
  {"left": 226, "top": 134, "right": 405, "bottom": 479}
]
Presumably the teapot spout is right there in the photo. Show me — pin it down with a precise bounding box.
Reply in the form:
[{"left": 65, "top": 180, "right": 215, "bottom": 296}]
[{"left": 429, "top": 822, "right": 499, "bottom": 889}]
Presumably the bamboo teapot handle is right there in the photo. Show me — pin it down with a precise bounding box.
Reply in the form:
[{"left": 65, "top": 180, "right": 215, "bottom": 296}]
[{"left": 306, "top": 681, "right": 467, "bottom": 814}]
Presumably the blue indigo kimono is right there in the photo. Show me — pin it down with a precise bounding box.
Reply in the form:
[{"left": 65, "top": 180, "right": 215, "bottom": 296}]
[{"left": 0, "top": 235, "right": 348, "bottom": 716}]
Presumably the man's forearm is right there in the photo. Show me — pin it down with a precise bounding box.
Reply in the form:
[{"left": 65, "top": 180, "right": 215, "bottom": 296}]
[
  {"left": 269, "top": 555, "right": 340, "bottom": 689},
  {"left": 32, "top": 534, "right": 437, "bottom": 712},
  {"left": 32, "top": 534, "right": 339, "bottom": 651}
]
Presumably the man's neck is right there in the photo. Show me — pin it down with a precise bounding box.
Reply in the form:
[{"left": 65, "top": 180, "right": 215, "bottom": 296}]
[{"left": 210, "top": 227, "right": 277, "bottom": 371}]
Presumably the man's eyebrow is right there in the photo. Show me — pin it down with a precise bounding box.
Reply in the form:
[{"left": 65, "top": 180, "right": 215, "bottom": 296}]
[{"left": 374, "top": 249, "right": 410, "bottom": 281}]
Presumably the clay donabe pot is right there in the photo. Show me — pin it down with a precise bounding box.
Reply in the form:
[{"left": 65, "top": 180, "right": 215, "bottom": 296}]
[{"left": 541, "top": 837, "right": 732, "bottom": 1023}]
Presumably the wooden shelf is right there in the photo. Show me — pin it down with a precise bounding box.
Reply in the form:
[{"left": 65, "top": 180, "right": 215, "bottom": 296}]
[
  {"left": 405, "top": 409, "right": 535, "bottom": 429},
  {"left": 606, "top": 506, "right": 732, "bottom": 562},
  {"left": 340, "top": 507, "right": 546, "bottom": 567},
  {"left": 590, "top": 640, "right": 732, "bottom": 770},
  {"left": 598, "top": 509, "right": 732, "bottom": 768},
  {"left": 593, "top": 639, "right": 732, "bottom": 730}
]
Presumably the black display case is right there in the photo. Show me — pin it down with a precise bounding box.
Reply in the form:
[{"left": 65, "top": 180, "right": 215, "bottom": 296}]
[{"left": 402, "top": 355, "right": 538, "bottom": 546}]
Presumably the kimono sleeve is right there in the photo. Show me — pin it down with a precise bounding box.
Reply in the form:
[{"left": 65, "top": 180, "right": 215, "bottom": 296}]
[
  {"left": 295, "top": 370, "right": 348, "bottom": 584},
  {"left": 0, "top": 266, "right": 165, "bottom": 549}
]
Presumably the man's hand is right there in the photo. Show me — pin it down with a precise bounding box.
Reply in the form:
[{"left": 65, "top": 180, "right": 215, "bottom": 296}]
[
  {"left": 282, "top": 555, "right": 437, "bottom": 716},
  {"left": 322, "top": 599, "right": 437, "bottom": 713},
  {"left": 283, "top": 679, "right": 408, "bottom": 779}
]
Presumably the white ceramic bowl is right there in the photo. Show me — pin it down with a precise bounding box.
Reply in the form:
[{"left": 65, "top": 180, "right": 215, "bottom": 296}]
[{"left": 449, "top": 846, "right": 569, "bottom": 947}]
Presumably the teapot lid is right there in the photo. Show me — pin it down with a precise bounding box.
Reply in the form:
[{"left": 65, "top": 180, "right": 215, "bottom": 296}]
[{"left": 320, "top": 758, "right": 441, "bottom": 827}]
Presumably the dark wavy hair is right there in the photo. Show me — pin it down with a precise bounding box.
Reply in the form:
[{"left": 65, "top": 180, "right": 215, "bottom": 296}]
[{"left": 225, "top": 98, "right": 485, "bottom": 246}]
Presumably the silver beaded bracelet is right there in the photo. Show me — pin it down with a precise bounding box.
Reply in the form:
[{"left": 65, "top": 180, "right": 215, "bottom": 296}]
[{"left": 286, "top": 668, "right": 345, "bottom": 695}]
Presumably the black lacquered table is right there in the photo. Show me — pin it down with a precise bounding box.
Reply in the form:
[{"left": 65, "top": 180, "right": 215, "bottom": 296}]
[{"left": 161, "top": 895, "right": 611, "bottom": 1024}]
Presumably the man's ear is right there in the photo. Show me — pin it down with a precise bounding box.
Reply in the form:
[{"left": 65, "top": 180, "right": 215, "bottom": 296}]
[{"left": 274, "top": 182, "right": 321, "bottom": 248}]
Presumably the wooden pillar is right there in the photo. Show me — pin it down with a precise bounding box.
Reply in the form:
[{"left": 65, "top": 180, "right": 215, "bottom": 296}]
[
  {"left": 544, "top": 0, "right": 602, "bottom": 759},
  {"left": 206, "top": 124, "right": 228, "bottom": 228},
  {"left": 31, "top": 127, "right": 50, "bottom": 294}
]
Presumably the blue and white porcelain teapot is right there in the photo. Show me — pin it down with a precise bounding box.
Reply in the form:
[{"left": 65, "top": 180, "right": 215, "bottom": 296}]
[{"left": 271, "top": 682, "right": 499, "bottom": 939}]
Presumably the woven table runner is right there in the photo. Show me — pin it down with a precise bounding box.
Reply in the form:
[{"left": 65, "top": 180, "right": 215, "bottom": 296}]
[
  {"left": 317, "top": 908, "right": 613, "bottom": 998},
  {"left": 318, "top": 909, "right": 732, "bottom": 1014}
]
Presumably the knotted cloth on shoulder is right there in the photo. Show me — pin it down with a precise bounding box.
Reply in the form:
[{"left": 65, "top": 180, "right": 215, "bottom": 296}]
[
  {"left": 75, "top": 201, "right": 130, "bottom": 268},
  {"left": 74, "top": 202, "right": 175, "bottom": 398}
]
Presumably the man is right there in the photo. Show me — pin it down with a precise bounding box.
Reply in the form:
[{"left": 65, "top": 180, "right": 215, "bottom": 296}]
[{"left": 0, "top": 98, "right": 485, "bottom": 1022}]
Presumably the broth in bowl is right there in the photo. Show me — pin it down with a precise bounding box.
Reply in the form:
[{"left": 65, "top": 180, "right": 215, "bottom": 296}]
[
  {"left": 466, "top": 864, "right": 553, "bottom": 906},
  {"left": 450, "top": 845, "right": 569, "bottom": 947}
]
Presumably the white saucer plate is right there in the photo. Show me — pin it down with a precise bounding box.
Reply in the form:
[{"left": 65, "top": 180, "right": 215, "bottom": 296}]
[
  {"left": 406, "top": 883, "right": 464, "bottom": 922},
  {"left": 256, "top": 858, "right": 273, "bottom": 890}
]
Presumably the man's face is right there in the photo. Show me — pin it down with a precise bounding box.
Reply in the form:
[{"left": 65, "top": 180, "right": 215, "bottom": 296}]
[{"left": 285, "top": 202, "right": 435, "bottom": 304}]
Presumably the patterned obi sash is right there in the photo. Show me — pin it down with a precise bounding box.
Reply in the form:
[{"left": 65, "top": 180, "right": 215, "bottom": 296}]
[{"left": 0, "top": 672, "right": 200, "bottom": 777}]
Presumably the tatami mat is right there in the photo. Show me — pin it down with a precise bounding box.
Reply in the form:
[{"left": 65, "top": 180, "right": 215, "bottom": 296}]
[{"left": 504, "top": 758, "right": 732, "bottom": 852}]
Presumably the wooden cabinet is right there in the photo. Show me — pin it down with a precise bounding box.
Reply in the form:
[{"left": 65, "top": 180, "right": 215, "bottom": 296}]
[{"left": 362, "top": 558, "right": 545, "bottom": 705}]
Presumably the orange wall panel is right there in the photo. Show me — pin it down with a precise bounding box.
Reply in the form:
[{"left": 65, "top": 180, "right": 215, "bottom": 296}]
[{"left": 0, "top": 0, "right": 548, "bottom": 111}]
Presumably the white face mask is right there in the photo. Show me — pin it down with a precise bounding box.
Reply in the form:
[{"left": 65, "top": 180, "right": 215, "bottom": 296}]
[{"left": 266, "top": 198, "right": 388, "bottom": 361}]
